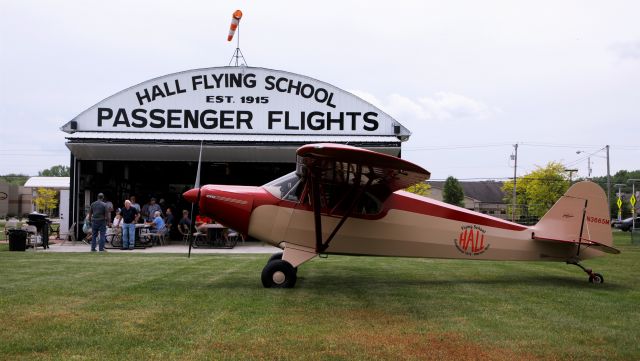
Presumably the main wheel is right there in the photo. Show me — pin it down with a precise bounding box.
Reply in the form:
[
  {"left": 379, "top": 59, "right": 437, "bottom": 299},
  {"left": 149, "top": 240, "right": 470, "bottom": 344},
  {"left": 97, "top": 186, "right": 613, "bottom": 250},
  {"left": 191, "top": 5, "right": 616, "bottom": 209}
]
[
  {"left": 266, "top": 252, "right": 298, "bottom": 275},
  {"left": 267, "top": 252, "right": 283, "bottom": 263},
  {"left": 589, "top": 273, "right": 604, "bottom": 284},
  {"left": 261, "top": 259, "right": 297, "bottom": 288}
]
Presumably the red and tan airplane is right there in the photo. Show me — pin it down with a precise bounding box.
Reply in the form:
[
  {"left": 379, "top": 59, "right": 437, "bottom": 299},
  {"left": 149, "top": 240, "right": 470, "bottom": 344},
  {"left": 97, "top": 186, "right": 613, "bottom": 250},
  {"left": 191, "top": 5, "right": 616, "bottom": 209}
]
[{"left": 183, "top": 143, "right": 619, "bottom": 288}]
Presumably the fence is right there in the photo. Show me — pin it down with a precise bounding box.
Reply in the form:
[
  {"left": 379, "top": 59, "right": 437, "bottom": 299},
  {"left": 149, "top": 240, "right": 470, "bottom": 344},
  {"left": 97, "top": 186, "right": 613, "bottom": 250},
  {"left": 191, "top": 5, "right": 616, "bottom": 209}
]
[{"left": 470, "top": 203, "right": 545, "bottom": 226}]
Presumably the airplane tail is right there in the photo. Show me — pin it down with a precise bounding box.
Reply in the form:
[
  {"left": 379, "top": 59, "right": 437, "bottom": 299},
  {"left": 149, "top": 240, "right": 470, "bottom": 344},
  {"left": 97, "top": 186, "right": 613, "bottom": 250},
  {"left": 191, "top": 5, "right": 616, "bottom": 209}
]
[{"left": 533, "top": 181, "right": 616, "bottom": 253}]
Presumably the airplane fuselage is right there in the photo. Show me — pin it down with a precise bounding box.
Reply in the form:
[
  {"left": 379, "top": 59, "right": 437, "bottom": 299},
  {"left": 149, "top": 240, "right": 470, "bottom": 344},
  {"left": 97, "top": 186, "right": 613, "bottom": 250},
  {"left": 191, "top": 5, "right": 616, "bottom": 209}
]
[{"left": 198, "top": 185, "right": 600, "bottom": 262}]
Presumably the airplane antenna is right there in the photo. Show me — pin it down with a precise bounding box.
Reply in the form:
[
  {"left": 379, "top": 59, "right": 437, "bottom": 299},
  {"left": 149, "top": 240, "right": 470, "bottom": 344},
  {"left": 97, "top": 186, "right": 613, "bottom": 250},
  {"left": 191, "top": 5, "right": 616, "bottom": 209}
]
[{"left": 227, "top": 10, "right": 248, "bottom": 66}]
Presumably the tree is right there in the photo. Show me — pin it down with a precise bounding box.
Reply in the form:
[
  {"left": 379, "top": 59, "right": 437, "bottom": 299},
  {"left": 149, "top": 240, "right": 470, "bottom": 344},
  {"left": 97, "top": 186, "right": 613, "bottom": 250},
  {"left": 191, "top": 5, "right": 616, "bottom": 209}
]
[
  {"left": 591, "top": 169, "right": 640, "bottom": 218},
  {"left": 34, "top": 188, "right": 59, "bottom": 216},
  {"left": 38, "top": 165, "right": 70, "bottom": 177},
  {"left": 0, "top": 174, "right": 29, "bottom": 186},
  {"left": 502, "top": 162, "right": 570, "bottom": 219},
  {"left": 443, "top": 176, "right": 464, "bottom": 207},
  {"left": 405, "top": 182, "right": 431, "bottom": 197}
]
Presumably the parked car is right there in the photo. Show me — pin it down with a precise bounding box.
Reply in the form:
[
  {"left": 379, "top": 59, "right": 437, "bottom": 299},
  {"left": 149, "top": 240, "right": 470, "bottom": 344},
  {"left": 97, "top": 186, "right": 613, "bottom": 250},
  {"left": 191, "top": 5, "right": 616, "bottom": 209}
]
[{"left": 614, "top": 217, "right": 637, "bottom": 232}]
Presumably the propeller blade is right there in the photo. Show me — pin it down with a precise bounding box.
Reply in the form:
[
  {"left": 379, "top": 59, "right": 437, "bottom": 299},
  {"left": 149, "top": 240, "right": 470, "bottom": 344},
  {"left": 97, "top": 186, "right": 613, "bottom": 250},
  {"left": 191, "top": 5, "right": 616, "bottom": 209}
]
[
  {"left": 188, "top": 141, "right": 204, "bottom": 258},
  {"left": 195, "top": 141, "right": 203, "bottom": 189}
]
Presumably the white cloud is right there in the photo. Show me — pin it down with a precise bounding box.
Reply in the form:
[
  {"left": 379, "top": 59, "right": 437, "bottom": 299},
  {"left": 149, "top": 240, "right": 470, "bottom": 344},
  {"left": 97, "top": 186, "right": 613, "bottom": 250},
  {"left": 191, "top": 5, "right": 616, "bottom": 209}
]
[
  {"left": 349, "top": 90, "right": 500, "bottom": 123},
  {"left": 610, "top": 40, "right": 640, "bottom": 60}
]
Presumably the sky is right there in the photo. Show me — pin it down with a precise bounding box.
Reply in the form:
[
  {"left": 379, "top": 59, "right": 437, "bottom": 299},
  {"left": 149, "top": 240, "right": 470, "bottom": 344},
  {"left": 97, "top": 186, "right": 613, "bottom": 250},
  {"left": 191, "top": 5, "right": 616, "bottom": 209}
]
[{"left": 1, "top": 0, "right": 638, "bottom": 181}]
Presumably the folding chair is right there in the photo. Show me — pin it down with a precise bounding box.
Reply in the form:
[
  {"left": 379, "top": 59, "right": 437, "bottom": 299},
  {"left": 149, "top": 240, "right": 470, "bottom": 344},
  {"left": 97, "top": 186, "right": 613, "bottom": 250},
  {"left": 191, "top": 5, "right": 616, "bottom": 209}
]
[
  {"left": 148, "top": 228, "right": 168, "bottom": 246},
  {"left": 178, "top": 224, "right": 190, "bottom": 245}
]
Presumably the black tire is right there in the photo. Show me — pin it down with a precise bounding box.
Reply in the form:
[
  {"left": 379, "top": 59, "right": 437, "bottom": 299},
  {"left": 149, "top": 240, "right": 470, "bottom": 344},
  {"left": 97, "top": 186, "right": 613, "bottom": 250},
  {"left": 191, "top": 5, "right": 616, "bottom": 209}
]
[
  {"left": 267, "top": 252, "right": 283, "bottom": 263},
  {"left": 589, "top": 273, "right": 604, "bottom": 284},
  {"left": 261, "top": 259, "right": 297, "bottom": 288}
]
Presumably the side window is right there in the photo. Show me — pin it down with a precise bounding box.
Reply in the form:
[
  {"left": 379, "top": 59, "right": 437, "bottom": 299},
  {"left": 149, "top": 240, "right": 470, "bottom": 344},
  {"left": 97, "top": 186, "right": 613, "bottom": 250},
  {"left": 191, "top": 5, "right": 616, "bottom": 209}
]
[
  {"left": 282, "top": 179, "right": 303, "bottom": 202},
  {"left": 263, "top": 172, "right": 303, "bottom": 201},
  {"left": 356, "top": 192, "right": 382, "bottom": 215},
  {"left": 322, "top": 184, "right": 383, "bottom": 216}
]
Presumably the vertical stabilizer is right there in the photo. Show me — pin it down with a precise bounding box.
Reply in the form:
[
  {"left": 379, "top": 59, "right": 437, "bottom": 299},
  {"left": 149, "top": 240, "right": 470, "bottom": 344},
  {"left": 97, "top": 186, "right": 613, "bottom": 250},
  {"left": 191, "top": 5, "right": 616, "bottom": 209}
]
[{"left": 533, "top": 181, "right": 613, "bottom": 247}]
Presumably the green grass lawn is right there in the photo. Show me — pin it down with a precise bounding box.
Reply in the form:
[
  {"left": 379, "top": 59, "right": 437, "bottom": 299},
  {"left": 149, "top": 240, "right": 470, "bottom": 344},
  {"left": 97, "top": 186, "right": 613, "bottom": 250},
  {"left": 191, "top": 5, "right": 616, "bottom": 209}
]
[{"left": 0, "top": 233, "right": 638, "bottom": 360}]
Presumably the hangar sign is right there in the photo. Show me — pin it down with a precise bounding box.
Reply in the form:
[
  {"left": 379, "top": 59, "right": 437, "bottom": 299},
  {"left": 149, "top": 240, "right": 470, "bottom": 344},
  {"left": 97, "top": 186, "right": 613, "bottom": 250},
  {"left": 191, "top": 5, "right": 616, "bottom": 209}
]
[{"left": 64, "top": 67, "right": 408, "bottom": 137}]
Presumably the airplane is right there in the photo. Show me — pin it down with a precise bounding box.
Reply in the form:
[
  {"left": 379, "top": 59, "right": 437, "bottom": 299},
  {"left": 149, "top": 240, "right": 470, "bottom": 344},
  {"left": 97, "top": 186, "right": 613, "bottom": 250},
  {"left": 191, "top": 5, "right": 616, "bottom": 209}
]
[{"left": 183, "top": 143, "right": 619, "bottom": 288}]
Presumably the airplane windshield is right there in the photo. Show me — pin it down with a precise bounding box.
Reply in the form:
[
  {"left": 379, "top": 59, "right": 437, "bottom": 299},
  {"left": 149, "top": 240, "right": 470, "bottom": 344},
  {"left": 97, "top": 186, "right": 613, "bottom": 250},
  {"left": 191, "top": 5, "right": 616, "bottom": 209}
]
[{"left": 263, "top": 172, "right": 303, "bottom": 201}]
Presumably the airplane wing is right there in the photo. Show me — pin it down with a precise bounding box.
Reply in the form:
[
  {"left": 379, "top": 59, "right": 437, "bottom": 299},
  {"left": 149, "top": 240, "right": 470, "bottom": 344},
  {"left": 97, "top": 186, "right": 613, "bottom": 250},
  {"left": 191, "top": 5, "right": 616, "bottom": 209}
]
[{"left": 296, "top": 143, "right": 430, "bottom": 192}]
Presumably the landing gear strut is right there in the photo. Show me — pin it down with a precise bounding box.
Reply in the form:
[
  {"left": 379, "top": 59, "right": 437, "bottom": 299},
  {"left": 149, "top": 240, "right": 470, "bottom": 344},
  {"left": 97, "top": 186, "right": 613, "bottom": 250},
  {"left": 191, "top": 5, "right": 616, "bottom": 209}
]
[{"left": 567, "top": 259, "right": 604, "bottom": 284}]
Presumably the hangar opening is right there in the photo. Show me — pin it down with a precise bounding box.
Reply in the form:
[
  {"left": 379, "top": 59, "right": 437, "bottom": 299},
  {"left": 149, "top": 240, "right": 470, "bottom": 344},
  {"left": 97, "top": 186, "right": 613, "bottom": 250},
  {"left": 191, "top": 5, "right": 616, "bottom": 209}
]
[{"left": 61, "top": 67, "right": 411, "bottom": 238}]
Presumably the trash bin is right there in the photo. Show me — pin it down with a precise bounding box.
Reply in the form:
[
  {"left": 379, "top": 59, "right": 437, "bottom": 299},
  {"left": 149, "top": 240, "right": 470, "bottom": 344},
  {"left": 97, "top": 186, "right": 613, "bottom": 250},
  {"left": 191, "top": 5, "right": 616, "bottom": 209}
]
[{"left": 8, "top": 229, "right": 28, "bottom": 251}]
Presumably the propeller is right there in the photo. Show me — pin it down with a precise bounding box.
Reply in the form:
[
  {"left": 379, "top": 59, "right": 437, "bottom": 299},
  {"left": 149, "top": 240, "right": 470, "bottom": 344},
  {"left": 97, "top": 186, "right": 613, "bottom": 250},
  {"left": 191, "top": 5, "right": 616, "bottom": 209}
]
[{"left": 187, "top": 141, "right": 204, "bottom": 258}]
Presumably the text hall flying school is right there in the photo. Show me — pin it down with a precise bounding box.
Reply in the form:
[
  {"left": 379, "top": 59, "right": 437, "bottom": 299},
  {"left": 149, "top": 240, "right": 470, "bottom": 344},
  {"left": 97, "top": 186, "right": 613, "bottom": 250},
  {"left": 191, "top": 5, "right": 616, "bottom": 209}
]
[{"left": 134, "top": 73, "right": 337, "bottom": 108}]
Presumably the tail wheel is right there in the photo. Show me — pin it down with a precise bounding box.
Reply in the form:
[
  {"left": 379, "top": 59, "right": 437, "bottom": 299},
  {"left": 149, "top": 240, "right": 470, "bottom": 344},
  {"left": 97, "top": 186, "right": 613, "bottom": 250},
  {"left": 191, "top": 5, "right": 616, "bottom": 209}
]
[
  {"left": 589, "top": 273, "right": 604, "bottom": 284},
  {"left": 261, "top": 259, "right": 297, "bottom": 288}
]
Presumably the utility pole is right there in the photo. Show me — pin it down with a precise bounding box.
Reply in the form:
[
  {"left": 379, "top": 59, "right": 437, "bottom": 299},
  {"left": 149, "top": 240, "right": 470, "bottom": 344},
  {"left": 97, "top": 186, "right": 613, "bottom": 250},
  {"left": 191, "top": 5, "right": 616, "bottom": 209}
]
[
  {"left": 511, "top": 143, "right": 518, "bottom": 222},
  {"left": 565, "top": 169, "right": 578, "bottom": 184},
  {"left": 606, "top": 145, "right": 611, "bottom": 210}
]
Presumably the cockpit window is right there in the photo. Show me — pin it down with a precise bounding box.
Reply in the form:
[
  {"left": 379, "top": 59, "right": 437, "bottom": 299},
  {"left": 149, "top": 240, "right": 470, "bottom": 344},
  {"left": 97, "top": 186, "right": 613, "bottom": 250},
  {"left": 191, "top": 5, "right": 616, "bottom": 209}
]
[{"left": 263, "top": 172, "right": 303, "bottom": 201}]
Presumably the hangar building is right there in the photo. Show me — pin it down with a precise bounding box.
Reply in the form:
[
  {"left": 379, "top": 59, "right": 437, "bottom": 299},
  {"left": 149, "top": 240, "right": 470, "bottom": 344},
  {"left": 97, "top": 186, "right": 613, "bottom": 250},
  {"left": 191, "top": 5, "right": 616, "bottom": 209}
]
[{"left": 61, "top": 66, "right": 411, "bottom": 235}]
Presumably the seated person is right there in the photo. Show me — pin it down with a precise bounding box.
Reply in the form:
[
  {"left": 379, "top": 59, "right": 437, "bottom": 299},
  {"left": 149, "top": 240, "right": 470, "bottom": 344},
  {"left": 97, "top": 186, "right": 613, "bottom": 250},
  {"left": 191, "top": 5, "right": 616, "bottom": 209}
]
[
  {"left": 82, "top": 214, "right": 92, "bottom": 241},
  {"left": 146, "top": 211, "right": 167, "bottom": 236},
  {"left": 164, "top": 207, "right": 175, "bottom": 239},
  {"left": 195, "top": 215, "right": 229, "bottom": 242},
  {"left": 111, "top": 208, "right": 123, "bottom": 232},
  {"left": 179, "top": 209, "right": 192, "bottom": 234},
  {"left": 195, "top": 214, "right": 212, "bottom": 233}
]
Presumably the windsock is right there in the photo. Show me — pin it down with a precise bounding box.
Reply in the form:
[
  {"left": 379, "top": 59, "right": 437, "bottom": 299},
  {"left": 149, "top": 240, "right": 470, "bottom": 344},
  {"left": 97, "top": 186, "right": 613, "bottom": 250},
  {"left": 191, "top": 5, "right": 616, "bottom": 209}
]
[{"left": 227, "top": 10, "right": 243, "bottom": 41}]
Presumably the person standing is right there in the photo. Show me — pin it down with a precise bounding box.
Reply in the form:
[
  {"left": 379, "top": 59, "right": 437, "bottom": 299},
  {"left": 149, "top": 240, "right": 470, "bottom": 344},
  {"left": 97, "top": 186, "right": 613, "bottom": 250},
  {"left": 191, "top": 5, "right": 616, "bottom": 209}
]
[
  {"left": 130, "top": 195, "right": 141, "bottom": 213},
  {"left": 147, "top": 198, "right": 162, "bottom": 222},
  {"left": 89, "top": 193, "right": 110, "bottom": 252},
  {"left": 121, "top": 200, "right": 139, "bottom": 250},
  {"left": 165, "top": 208, "right": 175, "bottom": 240},
  {"left": 104, "top": 196, "right": 114, "bottom": 225}
]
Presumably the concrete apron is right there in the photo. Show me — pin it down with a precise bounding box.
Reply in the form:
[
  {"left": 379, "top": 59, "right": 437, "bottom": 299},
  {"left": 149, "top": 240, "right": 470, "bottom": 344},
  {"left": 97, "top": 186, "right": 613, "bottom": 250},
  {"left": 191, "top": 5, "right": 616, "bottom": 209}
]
[{"left": 38, "top": 242, "right": 280, "bottom": 254}]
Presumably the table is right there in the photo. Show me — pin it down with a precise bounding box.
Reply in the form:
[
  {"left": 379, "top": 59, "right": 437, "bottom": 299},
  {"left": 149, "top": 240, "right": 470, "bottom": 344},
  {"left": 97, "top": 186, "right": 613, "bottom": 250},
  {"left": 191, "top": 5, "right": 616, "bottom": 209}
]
[
  {"left": 135, "top": 224, "right": 151, "bottom": 247},
  {"left": 194, "top": 223, "right": 237, "bottom": 248}
]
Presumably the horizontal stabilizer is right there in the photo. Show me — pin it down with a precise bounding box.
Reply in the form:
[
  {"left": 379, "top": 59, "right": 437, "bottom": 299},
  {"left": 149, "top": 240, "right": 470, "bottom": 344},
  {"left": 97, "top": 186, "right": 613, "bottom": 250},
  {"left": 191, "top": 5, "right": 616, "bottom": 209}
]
[{"left": 533, "top": 236, "right": 620, "bottom": 254}]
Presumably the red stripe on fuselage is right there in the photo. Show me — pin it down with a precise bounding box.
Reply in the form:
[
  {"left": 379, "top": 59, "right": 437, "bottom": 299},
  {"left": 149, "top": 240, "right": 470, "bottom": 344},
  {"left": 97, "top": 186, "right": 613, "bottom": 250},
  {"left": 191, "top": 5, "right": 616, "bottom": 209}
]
[{"left": 388, "top": 191, "right": 528, "bottom": 231}]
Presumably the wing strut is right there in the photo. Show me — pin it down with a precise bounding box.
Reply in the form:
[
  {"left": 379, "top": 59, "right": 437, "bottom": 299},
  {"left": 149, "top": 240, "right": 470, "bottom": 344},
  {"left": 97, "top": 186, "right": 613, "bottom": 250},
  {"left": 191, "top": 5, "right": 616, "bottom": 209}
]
[
  {"left": 576, "top": 199, "right": 588, "bottom": 257},
  {"left": 310, "top": 167, "right": 324, "bottom": 254},
  {"left": 309, "top": 165, "right": 372, "bottom": 254}
]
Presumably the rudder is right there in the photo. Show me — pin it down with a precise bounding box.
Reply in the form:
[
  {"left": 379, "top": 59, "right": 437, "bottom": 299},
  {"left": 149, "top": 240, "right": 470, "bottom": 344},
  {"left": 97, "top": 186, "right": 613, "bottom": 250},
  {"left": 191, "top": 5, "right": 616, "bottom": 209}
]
[{"left": 533, "top": 181, "right": 613, "bottom": 248}]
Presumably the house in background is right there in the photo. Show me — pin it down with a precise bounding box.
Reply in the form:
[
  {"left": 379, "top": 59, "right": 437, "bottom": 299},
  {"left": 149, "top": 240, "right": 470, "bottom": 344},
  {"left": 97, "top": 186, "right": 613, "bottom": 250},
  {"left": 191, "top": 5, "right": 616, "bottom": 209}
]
[
  {"left": 0, "top": 181, "right": 32, "bottom": 219},
  {"left": 427, "top": 181, "right": 508, "bottom": 220}
]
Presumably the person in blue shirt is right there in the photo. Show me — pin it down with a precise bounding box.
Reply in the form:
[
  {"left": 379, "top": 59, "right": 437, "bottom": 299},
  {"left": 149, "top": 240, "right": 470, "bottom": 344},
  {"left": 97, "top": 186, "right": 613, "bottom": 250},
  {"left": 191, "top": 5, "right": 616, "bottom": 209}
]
[{"left": 146, "top": 211, "right": 166, "bottom": 245}]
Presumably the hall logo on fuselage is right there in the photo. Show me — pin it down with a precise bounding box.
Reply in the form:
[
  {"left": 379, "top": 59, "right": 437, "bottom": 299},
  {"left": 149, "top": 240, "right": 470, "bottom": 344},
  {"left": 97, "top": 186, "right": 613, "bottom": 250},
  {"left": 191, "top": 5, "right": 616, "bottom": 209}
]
[{"left": 454, "top": 225, "right": 490, "bottom": 256}]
